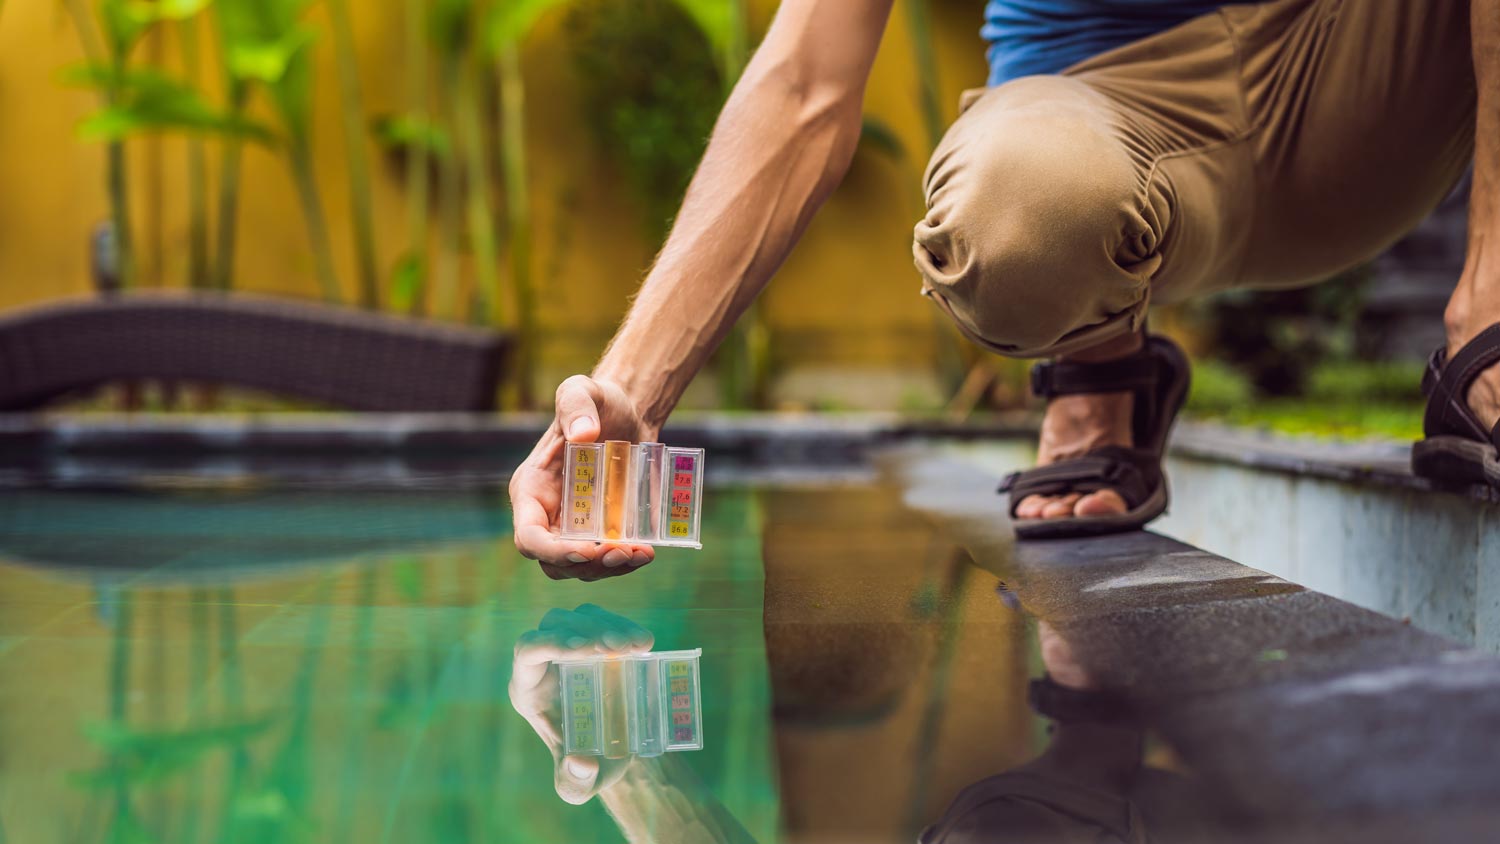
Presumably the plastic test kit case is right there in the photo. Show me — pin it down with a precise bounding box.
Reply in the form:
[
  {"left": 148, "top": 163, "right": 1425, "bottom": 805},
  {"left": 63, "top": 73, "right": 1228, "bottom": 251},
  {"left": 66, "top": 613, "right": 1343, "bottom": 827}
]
[
  {"left": 558, "top": 649, "right": 704, "bottom": 758},
  {"left": 562, "top": 441, "right": 705, "bottom": 549}
]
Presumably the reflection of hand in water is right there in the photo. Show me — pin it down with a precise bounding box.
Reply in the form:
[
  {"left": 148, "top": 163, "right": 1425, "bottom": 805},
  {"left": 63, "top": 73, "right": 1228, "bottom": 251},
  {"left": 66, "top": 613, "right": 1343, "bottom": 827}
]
[
  {"left": 508, "top": 604, "right": 654, "bottom": 804},
  {"left": 509, "top": 605, "right": 757, "bottom": 843}
]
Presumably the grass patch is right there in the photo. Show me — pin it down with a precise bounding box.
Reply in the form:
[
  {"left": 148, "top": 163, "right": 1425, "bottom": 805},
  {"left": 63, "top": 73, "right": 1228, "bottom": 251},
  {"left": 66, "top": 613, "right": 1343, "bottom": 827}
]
[{"left": 1186, "top": 359, "right": 1424, "bottom": 441}]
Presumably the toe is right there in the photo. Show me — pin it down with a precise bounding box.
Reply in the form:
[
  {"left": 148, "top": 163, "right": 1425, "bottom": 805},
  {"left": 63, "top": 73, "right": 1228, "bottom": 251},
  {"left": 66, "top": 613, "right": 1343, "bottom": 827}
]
[
  {"left": 1040, "top": 493, "right": 1083, "bottom": 519},
  {"left": 1075, "top": 489, "right": 1128, "bottom": 516},
  {"left": 1016, "top": 495, "right": 1053, "bottom": 519}
]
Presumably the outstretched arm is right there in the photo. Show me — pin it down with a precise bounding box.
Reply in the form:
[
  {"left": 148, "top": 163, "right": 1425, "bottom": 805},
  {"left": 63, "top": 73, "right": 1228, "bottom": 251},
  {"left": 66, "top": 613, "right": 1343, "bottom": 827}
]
[
  {"left": 512, "top": 0, "right": 897, "bottom": 572},
  {"left": 594, "top": 0, "right": 897, "bottom": 424}
]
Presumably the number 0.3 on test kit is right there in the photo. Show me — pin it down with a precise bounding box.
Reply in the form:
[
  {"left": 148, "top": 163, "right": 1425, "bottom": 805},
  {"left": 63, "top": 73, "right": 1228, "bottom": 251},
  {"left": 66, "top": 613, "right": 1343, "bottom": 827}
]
[{"left": 562, "top": 441, "right": 705, "bottom": 549}]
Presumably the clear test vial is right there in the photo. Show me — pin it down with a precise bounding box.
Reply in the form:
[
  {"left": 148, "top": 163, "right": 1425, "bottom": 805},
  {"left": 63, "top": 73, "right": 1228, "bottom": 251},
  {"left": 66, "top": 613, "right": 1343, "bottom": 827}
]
[
  {"left": 628, "top": 657, "right": 665, "bottom": 758},
  {"left": 562, "top": 443, "right": 603, "bottom": 539},
  {"left": 633, "top": 443, "right": 666, "bottom": 543},
  {"left": 657, "top": 650, "right": 704, "bottom": 751},
  {"left": 600, "top": 658, "right": 629, "bottom": 759},
  {"left": 602, "top": 440, "right": 631, "bottom": 541},
  {"left": 560, "top": 442, "right": 704, "bottom": 549},
  {"left": 560, "top": 661, "right": 603, "bottom": 756},
  {"left": 660, "top": 447, "right": 703, "bottom": 547}
]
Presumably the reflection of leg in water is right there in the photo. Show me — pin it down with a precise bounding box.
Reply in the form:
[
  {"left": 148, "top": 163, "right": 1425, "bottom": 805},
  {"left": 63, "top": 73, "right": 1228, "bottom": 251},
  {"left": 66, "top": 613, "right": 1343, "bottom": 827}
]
[{"left": 922, "top": 622, "right": 1229, "bottom": 843}]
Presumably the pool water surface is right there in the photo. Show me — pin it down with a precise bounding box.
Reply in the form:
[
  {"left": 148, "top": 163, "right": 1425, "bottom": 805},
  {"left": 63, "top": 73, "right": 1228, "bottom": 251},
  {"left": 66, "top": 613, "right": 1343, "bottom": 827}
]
[{"left": 0, "top": 480, "right": 1042, "bottom": 843}]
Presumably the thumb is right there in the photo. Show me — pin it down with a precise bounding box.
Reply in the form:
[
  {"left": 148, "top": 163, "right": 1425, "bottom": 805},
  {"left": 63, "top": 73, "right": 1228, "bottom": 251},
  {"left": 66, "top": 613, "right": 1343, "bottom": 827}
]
[
  {"left": 555, "top": 376, "right": 600, "bottom": 443},
  {"left": 555, "top": 755, "right": 600, "bottom": 805}
]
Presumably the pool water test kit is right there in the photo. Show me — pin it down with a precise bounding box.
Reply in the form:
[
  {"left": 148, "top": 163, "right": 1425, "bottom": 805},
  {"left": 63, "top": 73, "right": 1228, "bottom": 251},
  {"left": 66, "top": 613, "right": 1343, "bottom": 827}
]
[
  {"left": 558, "top": 649, "right": 704, "bottom": 758},
  {"left": 562, "top": 441, "right": 705, "bottom": 549}
]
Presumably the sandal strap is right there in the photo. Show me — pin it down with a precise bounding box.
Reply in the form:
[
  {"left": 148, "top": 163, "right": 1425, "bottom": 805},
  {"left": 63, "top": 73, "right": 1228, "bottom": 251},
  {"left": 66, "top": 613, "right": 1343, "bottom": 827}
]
[
  {"left": 1029, "top": 353, "right": 1158, "bottom": 400},
  {"left": 998, "top": 446, "right": 1160, "bottom": 514},
  {"left": 1422, "top": 324, "right": 1500, "bottom": 446},
  {"left": 1027, "top": 674, "right": 1136, "bottom": 725}
]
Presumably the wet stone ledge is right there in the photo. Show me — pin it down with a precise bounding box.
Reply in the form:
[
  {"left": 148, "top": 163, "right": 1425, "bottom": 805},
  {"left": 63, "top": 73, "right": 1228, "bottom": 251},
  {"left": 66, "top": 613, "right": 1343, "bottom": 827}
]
[{"left": 892, "top": 447, "right": 1500, "bottom": 842}]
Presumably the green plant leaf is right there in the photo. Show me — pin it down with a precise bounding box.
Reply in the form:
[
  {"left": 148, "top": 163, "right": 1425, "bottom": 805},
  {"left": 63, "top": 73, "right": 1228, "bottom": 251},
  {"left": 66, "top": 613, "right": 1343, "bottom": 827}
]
[
  {"left": 84, "top": 715, "right": 276, "bottom": 754},
  {"left": 388, "top": 253, "right": 426, "bottom": 314},
  {"left": 391, "top": 556, "right": 425, "bottom": 601},
  {"left": 69, "top": 715, "right": 278, "bottom": 790},
  {"left": 65, "top": 65, "right": 274, "bottom": 141},
  {"left": 371, "top": 113, "right": 452, "bottom": 158},
  {"left": 487, "top": 0, "right": 572, "bottom": 49},
  {"left": 99, "top": 0, "right": 149, "bottom": 57},
  {"left": 666, "top": 0, "right": 740, "bottom": 70},
  {"left": 224, "top": 24, "right": 315, "bottom": 84},
  {"left": 215, "top": 0, "right": 317, "bottom": 139},
  {"left": 124, "top": 0, "right": 212, "bottom": 24},
  {"left": 858, "top": 116, "right": 905, "bottom": 160}
]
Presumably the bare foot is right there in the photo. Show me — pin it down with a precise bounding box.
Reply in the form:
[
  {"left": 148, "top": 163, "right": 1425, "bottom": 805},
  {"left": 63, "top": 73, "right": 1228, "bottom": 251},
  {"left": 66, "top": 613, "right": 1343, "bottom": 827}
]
[
  {"left": 1015, "top": 333, "right": 1143, "bottom": 522},
  {"left": 1447, "top": 331, "right": 1500, "bottom": 431},
  {"left": 1015, "top": 391, "right": 1134, "bottom": 520}
]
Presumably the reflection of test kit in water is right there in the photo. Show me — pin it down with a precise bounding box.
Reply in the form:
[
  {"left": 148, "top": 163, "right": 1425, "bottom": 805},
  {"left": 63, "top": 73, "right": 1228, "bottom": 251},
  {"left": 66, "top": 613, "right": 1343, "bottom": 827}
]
[
  {"left": 562, "top": 441, "right": 705, "bottom": 548},
  {"left": 558, "top": 650, "right": 704, "bottom": 758}
]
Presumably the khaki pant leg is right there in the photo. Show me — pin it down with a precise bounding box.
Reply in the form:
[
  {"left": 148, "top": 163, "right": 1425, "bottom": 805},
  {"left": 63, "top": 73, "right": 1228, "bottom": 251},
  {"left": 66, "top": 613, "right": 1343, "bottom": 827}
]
[
  {"left": 914, "top": 13, "right": 1251, "bottom": 357},
  {"left": 914, "top": 0, "right": 1476, "bottom": 359},
  {"left": 1228, "top": 0, "right": 1476, "bottom": 290},
  {"left": 913, "top": 76, "right": 1168, "bottom": 358}
]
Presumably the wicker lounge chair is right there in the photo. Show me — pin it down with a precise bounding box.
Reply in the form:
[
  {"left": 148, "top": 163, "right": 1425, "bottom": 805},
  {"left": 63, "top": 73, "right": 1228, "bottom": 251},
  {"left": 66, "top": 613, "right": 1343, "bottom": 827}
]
[{"left": 0, "top": 292, "right": 510, "bottom": 411}]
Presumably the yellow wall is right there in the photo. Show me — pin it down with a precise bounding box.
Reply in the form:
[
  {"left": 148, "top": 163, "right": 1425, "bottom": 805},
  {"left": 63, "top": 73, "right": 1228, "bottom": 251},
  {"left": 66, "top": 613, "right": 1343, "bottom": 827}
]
[{"left": 0, "top": 2, "right": 990, "bottom": 409}]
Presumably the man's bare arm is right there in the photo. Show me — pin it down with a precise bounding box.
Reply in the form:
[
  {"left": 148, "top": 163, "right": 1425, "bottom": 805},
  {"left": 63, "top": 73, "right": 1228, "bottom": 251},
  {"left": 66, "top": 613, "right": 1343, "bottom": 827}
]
[
  {"left": 593, "top": 0, "right": 897, "bottom": 427},
  {"left": 511, "top": 0, "right": 895, "bottom": 570}
]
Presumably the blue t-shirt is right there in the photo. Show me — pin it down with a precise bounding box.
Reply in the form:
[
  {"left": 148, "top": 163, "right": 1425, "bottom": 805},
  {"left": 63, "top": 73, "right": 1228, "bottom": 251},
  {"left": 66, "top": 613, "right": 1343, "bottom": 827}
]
[{"left": 983, "top": 0, "right": 1231, "bottom": 85}]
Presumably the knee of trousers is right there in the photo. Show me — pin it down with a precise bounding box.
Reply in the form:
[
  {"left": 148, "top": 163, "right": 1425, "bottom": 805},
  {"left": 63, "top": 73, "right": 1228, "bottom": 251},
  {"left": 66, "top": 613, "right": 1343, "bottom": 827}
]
[{"left": 913, "top": 76, "right": 1165, "bottom": 358}]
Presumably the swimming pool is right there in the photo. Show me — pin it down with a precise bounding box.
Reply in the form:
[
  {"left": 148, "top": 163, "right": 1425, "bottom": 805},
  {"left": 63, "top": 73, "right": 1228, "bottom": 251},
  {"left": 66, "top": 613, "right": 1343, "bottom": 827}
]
[{"left": 0, "top": 470, "right": 1042, "bottom": 843}]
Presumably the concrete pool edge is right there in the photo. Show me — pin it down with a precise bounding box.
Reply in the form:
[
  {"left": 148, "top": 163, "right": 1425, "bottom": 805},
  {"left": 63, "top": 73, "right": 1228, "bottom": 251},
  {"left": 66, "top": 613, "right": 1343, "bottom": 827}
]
[
  {"left": 887, "top": 446, "right": 1500, "bottom": 841},
  {"left": 0, "top": 411, "right": 1490, "bottom": 499}
]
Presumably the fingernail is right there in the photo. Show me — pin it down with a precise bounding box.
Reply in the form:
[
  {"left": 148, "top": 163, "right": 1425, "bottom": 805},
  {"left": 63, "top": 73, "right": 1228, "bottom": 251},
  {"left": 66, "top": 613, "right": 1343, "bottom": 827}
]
[
  {"left": 568, "top": 418, "right": 591, "bottom": 438},
  {"left": 601, "top": 631, "right": 627, "bottom": 649},
  {"left": 565, "top": 553, "right": 587, "bottom": 563},
  {"left": 628, "top": 553, "right": 650, "bottom": 567},
  {"left": 566, "top": 636, "right": 587, "bottom": 648},
  {"left": 566, "top": 758, "right": 590, "bottom": 779},
  {"left": 601, "top": 549, "right": 629, "bottom": 567}
]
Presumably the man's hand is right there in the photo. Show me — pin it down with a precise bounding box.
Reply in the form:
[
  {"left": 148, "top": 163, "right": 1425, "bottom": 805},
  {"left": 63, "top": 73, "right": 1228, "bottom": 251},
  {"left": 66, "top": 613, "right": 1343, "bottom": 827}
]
[
  {"left": 508, "top": 604, "right": 655, "bottom": 804},
  {"left": 510, "top": 375, "right": 658, "bottom": 580}
]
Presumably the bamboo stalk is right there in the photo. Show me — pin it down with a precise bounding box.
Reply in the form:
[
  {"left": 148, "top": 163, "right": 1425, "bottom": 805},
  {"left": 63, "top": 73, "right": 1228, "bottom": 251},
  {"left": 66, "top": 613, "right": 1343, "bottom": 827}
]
[
  {"left": 497, "top": 42, "right": 536, "bottom": 408},
  {"left": 288, "top": 141, "right": 344, "bottom": 303},
  {"left": 64, "top": 0, "right": 134, "bottom": 289},
  {"left": 212, "top": 89, "right": 247, "bottom": 291},
  {"left": 455, "top": 46, "right": 501, "bottom": 326},
  {"left": 403, "top": 0, "right": 431, "bottom": 316},
  {"left": 182, "top": 16, "right": 210, "bottom": 290},
  {"left": 904, "top": 0, "right": 945, "bottom": 150},
  {"left": 326, "top": 0, "right": 381, "bottom": 309},
  {"left": 434, "top": 59, "right": 463, "bottom": 321}
]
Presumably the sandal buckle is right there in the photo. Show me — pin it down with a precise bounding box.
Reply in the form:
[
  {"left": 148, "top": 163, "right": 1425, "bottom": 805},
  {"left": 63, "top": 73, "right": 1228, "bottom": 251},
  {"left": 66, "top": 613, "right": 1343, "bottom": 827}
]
[
  {"left": 1029, "top": 362, "right": 1055, "bottom": 398},
  {"left": 998, "top": 471, "right": 1020, "bottom": 494}
]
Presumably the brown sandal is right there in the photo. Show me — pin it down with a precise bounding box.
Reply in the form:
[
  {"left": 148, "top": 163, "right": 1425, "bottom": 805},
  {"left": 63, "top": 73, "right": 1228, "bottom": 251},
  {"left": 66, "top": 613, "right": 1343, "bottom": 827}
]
[
  {"left": 1411, "top": 325, "right": 1500, "bottom": 489},
  {"left": 1000, "top": 336, "right": 1191, "bottom": 539}
]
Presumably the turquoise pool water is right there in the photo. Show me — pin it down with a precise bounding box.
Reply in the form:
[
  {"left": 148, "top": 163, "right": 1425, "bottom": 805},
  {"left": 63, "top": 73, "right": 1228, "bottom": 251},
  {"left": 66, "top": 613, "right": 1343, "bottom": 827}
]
[{"left": 0, "top": 480, "right": 1039, "bottom": 843}]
